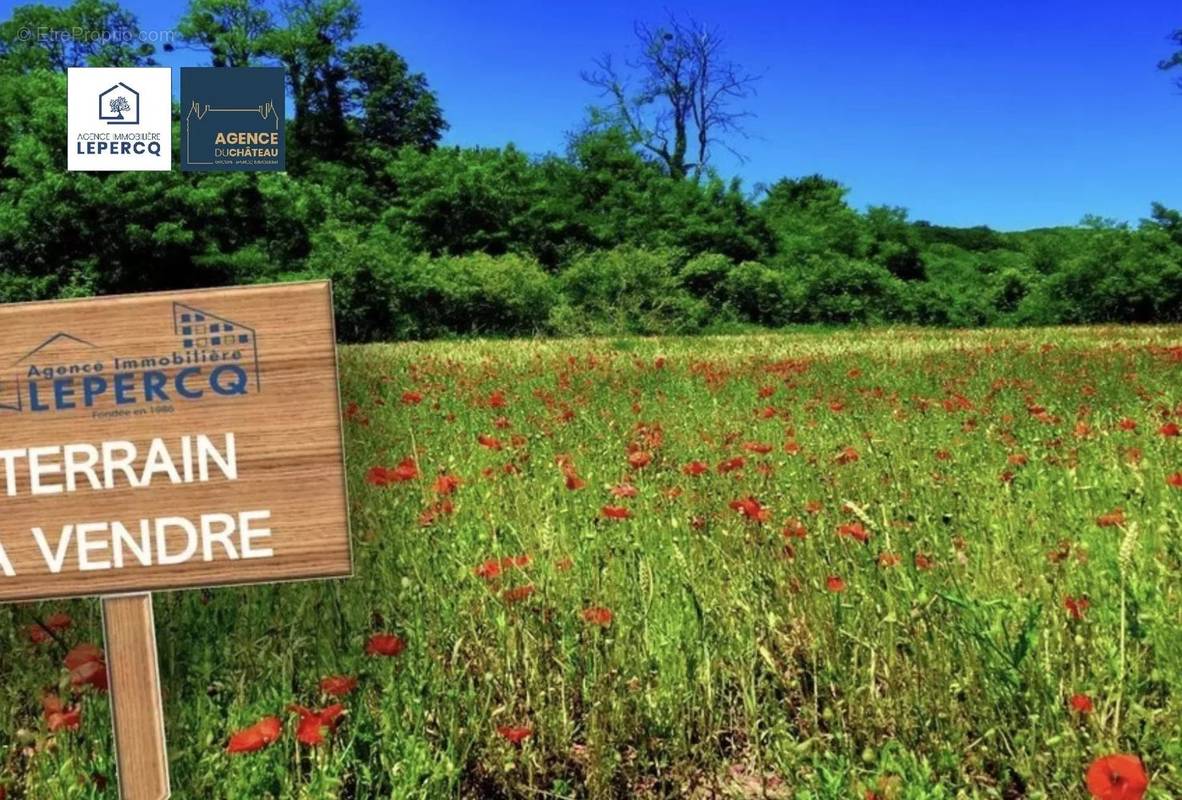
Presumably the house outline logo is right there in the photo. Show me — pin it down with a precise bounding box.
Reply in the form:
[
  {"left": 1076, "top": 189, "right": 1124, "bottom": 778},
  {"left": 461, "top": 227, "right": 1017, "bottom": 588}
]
[
  {"left": 98, "top": 82, "right": 140, "bottom": 125},
  {"left": 0, "top": 333, "right": 107, "bottom": 413},
  {"left": 184, "top": 99, "right": 279, "bottom": 166},
  {"left": 0, "top": 305, "right": 262, "bottom": 416}
]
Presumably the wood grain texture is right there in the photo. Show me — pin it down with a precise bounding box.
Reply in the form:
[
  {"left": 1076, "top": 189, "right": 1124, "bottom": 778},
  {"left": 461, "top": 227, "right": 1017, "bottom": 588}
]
[
  {"left": 103, "top": 593, "right": 170, "bottom": 800},
  {"left": 0, "top": 281, "right": 352, "bottom": 602}
]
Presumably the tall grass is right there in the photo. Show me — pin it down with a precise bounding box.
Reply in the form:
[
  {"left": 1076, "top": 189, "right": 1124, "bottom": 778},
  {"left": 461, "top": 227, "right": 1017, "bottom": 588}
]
[{"left": 2, "top": 327, "right": 1180, "bottom": 798}]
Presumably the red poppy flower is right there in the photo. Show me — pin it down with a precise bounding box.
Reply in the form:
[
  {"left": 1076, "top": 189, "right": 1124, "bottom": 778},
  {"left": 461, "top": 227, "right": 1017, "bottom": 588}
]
[
  {"left": 319, "top": 675, "right": 358, "bottom": 697},
  {"left": 611, "top": 483, "right": 638, "bottom": 498},
  {"left": 45, "top": 612, "right": 72, "bottom": 631},
  {"left": 835, "top": 446, "right": 860, "bottom": 465},
  {"left": 226, "top": 716, "right": 282, "bottom": 754},
  {"left": 784, "top": 440, "right": 801, "bottom": 455},
  {"left": 565, "top": 471, "right": 586, "bottom": 490},
  {"left": 717, "top": 456, "right": 745, "bottom": 474},
  {"left": 582, "top": 606, "right": 613, "bottom": 626},
  {"left": 392, "top": 459, "right": 419, "bottom": 481},
  {"left": 418, "top": 499, "right": 455, "bottom": 526},
  {"left": 344, "top": 401, "right": 368, "bottom": 425},
  {"left": 601, "top": 505, "right": 631, "bottom": 520},
  {"left": 742, "top": 442, "right": 772, "bottom": 454},
  {"left": 365, "top": 633, "right": 406, "bottom": 657},
  {"left": 878, "top": 552, "right": 901, "bottom": 568},
  {"left": 683, "top": 461, "right": 709, "bottom": 476},
  {"left": 1160, "top": 422, "right": 1180, "bottom": 437},
  {"left": 488, "top": 390, "right": 507, "bottom": 409},
  {"left": 627, "top": 451, "right": 652, "bottom": 469},
  {"left": 365, "top": 466, "right": 389, "bottom": 486},
  {"left": 433, "top": 474, "right": 461, "bottom": 495},
  {"left": 826, "top": 575, "right": 846, "bottom": 593},
  {"left": 366, "top": 458, "right": 419, "bottom": 487},
  {"left": 804, "top": 500, "right": 823, "bottom": 515},
  {"left": 1064, "top": 595, "right": 1090, "bottom": 621},
  {"left": 502, "top": 584, "right": 535, "bottom": 604},
  {"left": 288, "top": 704, "right": 345, "bottom": 747},
  {"left": 837, "top": 522, "right": 870, "bottom": 543},
  {"left": 1085, "top": 754, "right": 1148, "bottom": 800},
  {"left": 1096, "top": 508, "right": 1125, "bottom": 528},
  {"left": 477, "top": 434, "right": 503, "bottom": 450},
  {"left": 497, "top": 725, "right": 533, "bottom": 745},
  {"left": 42, "top": 694, "right": 81, "bottom": 732},
  {"left": 729, "top": 496, "right": 770, "bottom": 523},
  {"left": 475, "top": 558, "right": 504, "bottom": 579},
  {"left": 401, "top": 391, "right": 423, "bottom": 405},
  {"left": 1070, "top": 693, "right": 1094, "bottom": 714},
  {"left": 474, "top": 554, "right": 531, "bottom": 579},
  {"left": 27, "top": 624, "right": 51, "bottom": 644},
  {"left": 914, "top": 553, "right": 935, "bottom": 571},
  {"left": 1167, "top": 472, "right": 1182, "bottom": 488},
  {"left": 70, "top": 659, "right": 108, "bottom": 693},
  {"left": 64, "top": 643, "right": 103, "bottom": 671},
  {"left": 1118, "top": 417, "right": 1137, "bottom": 431},
  {"left": 782, "top": 519, "right": 807, "bottom": 540}
]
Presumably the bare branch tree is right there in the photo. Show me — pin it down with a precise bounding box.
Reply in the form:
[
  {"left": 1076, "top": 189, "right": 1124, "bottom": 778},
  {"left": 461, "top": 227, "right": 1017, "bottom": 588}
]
[
  {"left": 1161, "top": 28, "right": 1182, "bottom": 90},
  {"left": 582, "top": 13, "right": 760, "bottom": 180}
]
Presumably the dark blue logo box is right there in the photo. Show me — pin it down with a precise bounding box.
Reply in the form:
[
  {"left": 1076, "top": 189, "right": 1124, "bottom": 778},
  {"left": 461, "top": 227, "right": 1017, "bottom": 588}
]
[{"left": 181, "top": 67, "right": 285, "bottom": 172}]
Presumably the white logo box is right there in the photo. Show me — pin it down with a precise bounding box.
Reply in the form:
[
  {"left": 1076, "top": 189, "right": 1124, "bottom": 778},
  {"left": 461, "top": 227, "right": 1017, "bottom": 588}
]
[{"left": 68, "top": 67, "right": 172, "bottom": 172}]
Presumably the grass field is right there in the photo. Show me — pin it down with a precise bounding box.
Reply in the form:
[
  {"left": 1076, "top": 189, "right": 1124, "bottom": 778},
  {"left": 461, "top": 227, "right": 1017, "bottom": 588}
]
[{"left": 2, "top": 327, "right": 1181, "bottom": 799}]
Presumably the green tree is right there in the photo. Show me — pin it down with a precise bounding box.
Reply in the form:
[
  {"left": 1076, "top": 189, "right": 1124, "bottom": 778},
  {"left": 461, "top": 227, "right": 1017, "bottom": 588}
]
[
  {"left": 261, "top": 0, "right": 359, "bottom": 166},
  {"left": 343, "top": 43, "right": 446, "bottom": 152},
  {"left": 0, "top": 0, "right": 155, "bottom": 73},
  {"left": 761, "top": 175, "right": 867, "bottom": 261},
  {"left": 865, "top": 205, "right": 926, "bottom": 281},
  {"left": 177, "top": 0, "right": 272, "bottom": 67}
]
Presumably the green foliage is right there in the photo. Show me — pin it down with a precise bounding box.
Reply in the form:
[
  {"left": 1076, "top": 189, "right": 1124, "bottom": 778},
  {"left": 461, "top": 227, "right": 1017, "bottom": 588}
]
[
  {"left": 2, "top": 2, "right": 1182, "bottom": 340},
  {"left": 343, "top": 44, "right": 446, "bottom": 153},
  {"left": 407, "top": 251, "right": 558, "bottom": 337},
  {"left": 0, "top": 0, "right": 156, "bottom": 73},
  {"left": 177, "top": 0, "right": 272, "bottom": 68},
  {"left": 720, "top": 259, "right": 793, "bottom": 325},
  {"left": 556, "top": 246, "right": 707, "bottom": 335}
]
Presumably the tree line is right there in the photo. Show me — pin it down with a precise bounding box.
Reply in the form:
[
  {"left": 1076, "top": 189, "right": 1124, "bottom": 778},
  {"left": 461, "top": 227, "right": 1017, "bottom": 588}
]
[{"left": 1, "top": 0, "right": 1180, "bottom": 341}]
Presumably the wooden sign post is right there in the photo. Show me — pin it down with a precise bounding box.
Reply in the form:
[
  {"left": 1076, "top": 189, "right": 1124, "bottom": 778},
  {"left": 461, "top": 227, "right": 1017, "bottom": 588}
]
[{"left": 0, "top": 282, "right": 352, "bottom": 799}]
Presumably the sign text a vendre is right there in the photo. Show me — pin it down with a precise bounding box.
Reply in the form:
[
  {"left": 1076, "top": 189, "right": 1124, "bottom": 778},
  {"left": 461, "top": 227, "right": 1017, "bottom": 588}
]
[{"left": 0, "top": 282, "right": 353, "bottom": 800}]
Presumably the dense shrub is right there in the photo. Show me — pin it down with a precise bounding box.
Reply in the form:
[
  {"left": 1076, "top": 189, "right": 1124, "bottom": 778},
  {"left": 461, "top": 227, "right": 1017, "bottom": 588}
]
[
  {"left": 556, "top": 246, "right": 708, "bottom": 335},
  {"left": 721, "top": 260, "right": 795, "bottom": 326},
  {"left": 408, "top": 252, "right": 559, "bottom": 336},
  {"left": 790, "top": 257, "right": 907, "bottom": 324}
]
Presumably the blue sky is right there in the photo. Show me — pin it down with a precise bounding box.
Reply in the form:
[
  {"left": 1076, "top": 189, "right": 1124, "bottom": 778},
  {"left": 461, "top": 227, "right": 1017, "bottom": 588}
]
[{"left": 39, "top": 0, "right": 1182, "bottom": 230}]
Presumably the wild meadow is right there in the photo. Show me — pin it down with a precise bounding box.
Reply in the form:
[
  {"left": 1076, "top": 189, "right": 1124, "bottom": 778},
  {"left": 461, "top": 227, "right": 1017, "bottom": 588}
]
[{"left": 2, "top": 327, "right": 1181, "bottom": 799}]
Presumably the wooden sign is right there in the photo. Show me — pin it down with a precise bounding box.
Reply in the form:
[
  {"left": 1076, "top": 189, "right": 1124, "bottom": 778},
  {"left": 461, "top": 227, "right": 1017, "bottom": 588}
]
[{"left": 0, "top": 282, "right": 352, "bottom": 799}]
